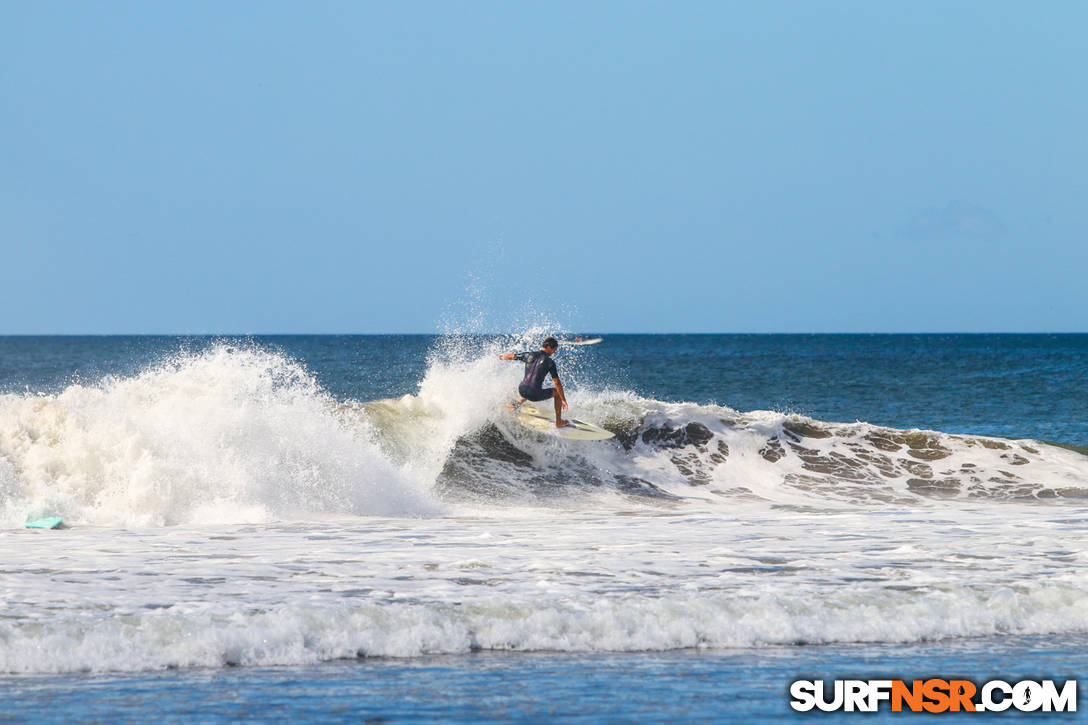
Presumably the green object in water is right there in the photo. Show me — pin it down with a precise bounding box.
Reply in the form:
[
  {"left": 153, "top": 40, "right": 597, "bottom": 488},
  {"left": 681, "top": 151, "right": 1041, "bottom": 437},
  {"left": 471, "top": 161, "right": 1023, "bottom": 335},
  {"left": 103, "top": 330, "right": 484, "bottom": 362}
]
[{"left": 25, "top": 517, "right": 64, "bottom": 529}]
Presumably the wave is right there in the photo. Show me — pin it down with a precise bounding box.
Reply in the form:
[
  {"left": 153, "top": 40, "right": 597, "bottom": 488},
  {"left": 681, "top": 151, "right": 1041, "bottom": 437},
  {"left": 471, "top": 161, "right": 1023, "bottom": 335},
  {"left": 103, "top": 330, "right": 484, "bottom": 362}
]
[
  {"left": 376, "top": 394, "right": 1088, "bottom": 508},
  {"left": 3, "top": 582, "right": 1086, "bottom": 673},
  {"left": 1, "top": 343, "right": 1086, "bottom": 528},
  {"left": 0, "top": 346, "right": 436, "bottom": 527}
]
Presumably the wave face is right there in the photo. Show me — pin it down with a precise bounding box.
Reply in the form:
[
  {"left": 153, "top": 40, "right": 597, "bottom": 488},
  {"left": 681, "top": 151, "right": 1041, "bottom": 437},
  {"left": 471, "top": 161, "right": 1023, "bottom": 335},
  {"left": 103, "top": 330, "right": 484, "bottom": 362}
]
[
  {"left": 368, "top": 334, "right": 1088, "bottom": 508},
  {"left": 2, "top": 341, "right": 1087, "bottom": 528},
  {"left": 418, "top": 397, "right": 1088, "bottom": 507}
]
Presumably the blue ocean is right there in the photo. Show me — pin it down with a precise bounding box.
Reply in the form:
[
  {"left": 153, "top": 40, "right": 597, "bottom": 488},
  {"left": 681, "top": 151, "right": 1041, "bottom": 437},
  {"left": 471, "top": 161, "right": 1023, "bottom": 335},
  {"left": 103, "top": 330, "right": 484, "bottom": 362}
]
[{"left": 1, "top": 334, "right": 1086, "bottom": 721}]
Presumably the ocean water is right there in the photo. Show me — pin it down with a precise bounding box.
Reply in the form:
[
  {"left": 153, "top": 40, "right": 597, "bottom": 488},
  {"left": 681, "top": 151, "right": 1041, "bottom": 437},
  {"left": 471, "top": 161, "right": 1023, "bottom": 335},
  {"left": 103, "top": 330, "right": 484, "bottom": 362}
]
[{"left": 1, "top": 334, "right": 1086, "bottom": 721}]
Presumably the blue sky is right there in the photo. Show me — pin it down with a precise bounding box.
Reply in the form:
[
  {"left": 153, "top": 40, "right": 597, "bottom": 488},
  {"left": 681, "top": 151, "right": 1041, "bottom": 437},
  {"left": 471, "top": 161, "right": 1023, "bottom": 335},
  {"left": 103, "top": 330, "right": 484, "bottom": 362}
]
[{"left": 2, "top": 1, "right": 1085, "bottom": 333}]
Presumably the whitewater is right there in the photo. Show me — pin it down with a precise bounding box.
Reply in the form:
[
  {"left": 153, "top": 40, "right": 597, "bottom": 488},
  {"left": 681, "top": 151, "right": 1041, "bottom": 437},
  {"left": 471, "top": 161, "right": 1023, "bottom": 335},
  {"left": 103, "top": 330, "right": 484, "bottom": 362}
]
[{"left": 1, "top": 335, "right": 1087, "bottom": 685}]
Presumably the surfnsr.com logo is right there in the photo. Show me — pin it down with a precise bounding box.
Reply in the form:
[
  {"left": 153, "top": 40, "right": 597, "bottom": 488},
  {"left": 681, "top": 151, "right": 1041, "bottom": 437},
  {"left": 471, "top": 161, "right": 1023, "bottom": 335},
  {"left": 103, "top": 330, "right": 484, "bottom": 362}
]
[{"left": 790, "top": 679, "right": 1077, "bottom": 713}]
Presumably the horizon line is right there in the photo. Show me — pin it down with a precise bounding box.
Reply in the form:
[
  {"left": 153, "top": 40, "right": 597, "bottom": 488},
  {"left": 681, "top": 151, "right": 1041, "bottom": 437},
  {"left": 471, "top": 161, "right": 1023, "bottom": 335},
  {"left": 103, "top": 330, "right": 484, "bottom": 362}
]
[{"left": 1, "top": 331, "right": 1086, "bottom": 337}]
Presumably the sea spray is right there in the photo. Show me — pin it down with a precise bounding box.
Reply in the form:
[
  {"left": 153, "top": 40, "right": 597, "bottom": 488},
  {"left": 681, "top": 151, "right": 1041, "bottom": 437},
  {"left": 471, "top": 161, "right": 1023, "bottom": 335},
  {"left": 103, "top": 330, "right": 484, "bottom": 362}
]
[
  {"left": 1, "top": 336, "right": 1088, "bottom": 679},
  {"left": 0, "top": 345, "right": 437, "bottom": 527},
  {"left": 368, "top": 382, "right": 1088, "bottom": 507},
  {"left": 3, "top": 340, "right": 1086, "bottom": 527},
  {"left": 376, "top": 334, "right": 1088, "bottom": 507}
]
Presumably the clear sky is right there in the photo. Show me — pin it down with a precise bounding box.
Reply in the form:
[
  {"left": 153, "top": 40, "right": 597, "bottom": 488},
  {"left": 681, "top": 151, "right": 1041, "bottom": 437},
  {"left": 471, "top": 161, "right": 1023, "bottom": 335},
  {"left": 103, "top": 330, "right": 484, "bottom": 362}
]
[{"left": 2, "top": 1, "right": 1085, "bottom": 334}]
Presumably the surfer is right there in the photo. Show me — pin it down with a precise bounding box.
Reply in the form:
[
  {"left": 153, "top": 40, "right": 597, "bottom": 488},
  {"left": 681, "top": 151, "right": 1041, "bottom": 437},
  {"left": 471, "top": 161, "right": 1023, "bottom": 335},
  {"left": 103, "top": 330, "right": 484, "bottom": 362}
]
[{"left": 499, "top": 336, "right": 569, "bottom": 428}]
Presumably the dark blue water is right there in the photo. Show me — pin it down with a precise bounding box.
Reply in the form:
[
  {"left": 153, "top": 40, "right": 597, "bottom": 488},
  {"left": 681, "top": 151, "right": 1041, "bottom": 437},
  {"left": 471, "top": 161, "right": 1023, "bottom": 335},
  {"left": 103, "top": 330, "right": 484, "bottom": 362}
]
[
  {"left": 5, "top": 636, "right": 1086, "bottom": 723},
  {"left": 2, "top": 334, "right": 1085, "bottom": 445}
]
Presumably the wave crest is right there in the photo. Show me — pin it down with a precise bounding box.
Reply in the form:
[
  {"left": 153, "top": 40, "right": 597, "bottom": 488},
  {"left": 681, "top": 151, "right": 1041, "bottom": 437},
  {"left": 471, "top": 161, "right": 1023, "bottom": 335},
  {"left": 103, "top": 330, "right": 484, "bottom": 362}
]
[
  {"left": 3, "top": 342, "right": 1086, "bottom": 528},
  {"left": 0, "top": 345, "right": 436, "bottom": 527}
]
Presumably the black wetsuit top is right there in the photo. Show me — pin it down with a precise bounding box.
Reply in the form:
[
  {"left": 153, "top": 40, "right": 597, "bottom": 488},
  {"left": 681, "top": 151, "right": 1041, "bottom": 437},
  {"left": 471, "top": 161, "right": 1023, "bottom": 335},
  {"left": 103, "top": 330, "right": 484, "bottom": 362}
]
[{"left": 515, "top": 351, "right": 558, "bottom": 394}]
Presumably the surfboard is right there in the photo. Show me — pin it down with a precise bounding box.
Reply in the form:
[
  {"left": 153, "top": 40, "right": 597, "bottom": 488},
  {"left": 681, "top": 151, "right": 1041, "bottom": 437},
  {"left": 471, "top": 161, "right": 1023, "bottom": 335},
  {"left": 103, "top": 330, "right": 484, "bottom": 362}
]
[
  {"left": 515, "top": 404, "right": 615, "bottom": 441},
  {"left": 561, "top": 337, "right": 603, "bottom": 346},
  {"left": 25, "top": 517, "right": 63, "bottom": 529}
]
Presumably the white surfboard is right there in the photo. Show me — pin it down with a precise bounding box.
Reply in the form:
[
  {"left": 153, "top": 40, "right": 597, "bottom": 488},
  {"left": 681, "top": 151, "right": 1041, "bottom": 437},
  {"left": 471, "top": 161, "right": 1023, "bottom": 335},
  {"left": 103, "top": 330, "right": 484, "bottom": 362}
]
[
  {"left": 515, "top": 404, "right": 614, "bottom": 441},
  {"left": 560, "top": 337, "right": 603, "bottom": 346}
]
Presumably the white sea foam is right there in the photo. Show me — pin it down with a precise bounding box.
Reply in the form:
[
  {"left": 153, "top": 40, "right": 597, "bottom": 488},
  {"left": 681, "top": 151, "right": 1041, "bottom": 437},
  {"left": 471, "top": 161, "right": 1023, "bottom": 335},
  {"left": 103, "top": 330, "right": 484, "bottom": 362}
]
[
  {"left": 356, "top": 338, "right": 1088, "bottom": 507},
  {"left": 3, "top": 584, "right": 1087, "bottom": 674},
  {"left": 1, "top": 343, "right": 1087, "bottom": 675},
  {"left": 0, "top": 346, "right": 437, "bottom": 527},
  {"left": 3, "top": 343, "right": 1085, "bottom": 529},
  {"left": 1, "top": 504, "right": 1087, "bottom": 674}
]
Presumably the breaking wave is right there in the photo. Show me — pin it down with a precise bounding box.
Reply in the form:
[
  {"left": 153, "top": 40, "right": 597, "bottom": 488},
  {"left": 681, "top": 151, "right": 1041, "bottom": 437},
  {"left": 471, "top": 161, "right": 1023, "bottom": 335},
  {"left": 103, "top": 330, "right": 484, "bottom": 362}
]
[
  {"left": 5, "top": 584, "right": 1087, "bottom": 673},
  {"left": 1, "top": 341, "right": 1086, "bottom": 528},
  {"left": 0, "top": 346, "right": 436, "bottom": 527}
]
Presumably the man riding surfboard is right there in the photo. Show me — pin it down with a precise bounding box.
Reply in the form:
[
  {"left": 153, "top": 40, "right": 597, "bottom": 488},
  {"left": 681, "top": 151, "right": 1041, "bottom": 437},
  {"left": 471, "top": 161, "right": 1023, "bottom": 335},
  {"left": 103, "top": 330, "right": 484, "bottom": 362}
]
[{"left": 499, "top": 336, "right": 569, "bottom": 428}]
